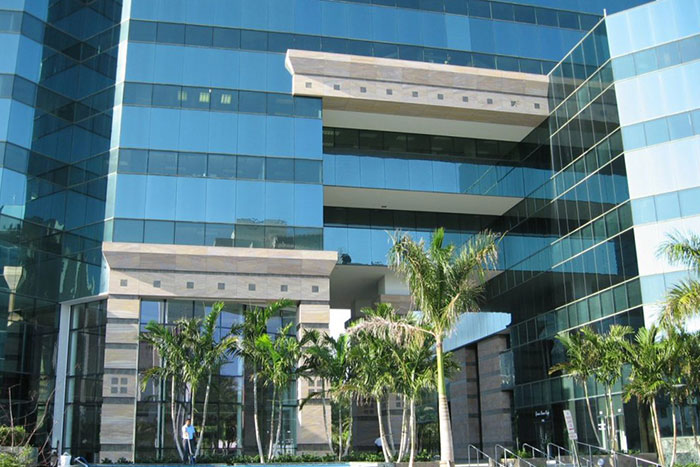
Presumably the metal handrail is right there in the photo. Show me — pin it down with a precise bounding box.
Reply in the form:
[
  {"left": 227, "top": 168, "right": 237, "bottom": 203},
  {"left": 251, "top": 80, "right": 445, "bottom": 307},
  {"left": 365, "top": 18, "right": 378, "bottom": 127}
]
[
  {"left": 522, "top": 443, "right": 554, "bottom": 460},
  {"left": 468, "top": 444, "right": 506, "bottom": 467},
  {"left": 547, "top": 442, "right": 593, "bottom": 467},
  {"left": 575, "top": 440, "right": 662, "bottom": 467},
  {"left": 73, "top": 457, "right": 89, "bottom": 467},
  {"left": 495, "top": 444, "right": 537, "bottom": 467}
]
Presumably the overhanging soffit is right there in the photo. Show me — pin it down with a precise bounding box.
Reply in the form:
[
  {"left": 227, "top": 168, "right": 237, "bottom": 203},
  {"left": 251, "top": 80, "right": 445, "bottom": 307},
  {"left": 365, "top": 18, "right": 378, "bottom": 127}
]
[
  {"left": 285, "top": 49, "right": 550, "bottom": 129},
  {"left": 102, "top": 242, "right": 338, "bottom": 277}
]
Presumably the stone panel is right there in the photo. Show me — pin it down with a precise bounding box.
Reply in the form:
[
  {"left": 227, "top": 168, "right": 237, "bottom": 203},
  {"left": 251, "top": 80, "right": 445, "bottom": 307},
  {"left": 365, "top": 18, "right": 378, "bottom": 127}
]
[
  {"left": 104, "top": 347, "right": 138, "bottom": 369},
  {"left": 100, "top": 403, "right": 135, "bottom": 445}
]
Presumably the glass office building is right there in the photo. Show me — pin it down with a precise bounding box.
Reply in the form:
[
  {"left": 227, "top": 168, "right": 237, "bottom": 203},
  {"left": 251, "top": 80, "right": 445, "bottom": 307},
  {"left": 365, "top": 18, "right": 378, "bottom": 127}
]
[{"left": 1, "top": 0, "right": 698, "bottom": 461}]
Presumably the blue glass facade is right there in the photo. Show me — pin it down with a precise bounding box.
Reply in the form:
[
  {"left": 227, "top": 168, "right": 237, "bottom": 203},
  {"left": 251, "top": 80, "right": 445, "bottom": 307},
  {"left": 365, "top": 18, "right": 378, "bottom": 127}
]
[{"left": 9, "top": 0, "right": 700, "bottom": 461}]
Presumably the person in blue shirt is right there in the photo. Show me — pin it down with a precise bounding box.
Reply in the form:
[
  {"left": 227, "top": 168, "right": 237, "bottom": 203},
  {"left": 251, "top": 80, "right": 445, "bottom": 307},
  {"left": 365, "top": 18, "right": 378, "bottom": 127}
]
[{"left": 181, "top": 418, "right": 196, "bottom": 464}]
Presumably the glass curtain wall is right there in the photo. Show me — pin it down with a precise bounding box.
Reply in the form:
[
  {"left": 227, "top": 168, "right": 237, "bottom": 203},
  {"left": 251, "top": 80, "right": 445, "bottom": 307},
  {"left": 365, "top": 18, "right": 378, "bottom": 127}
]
[
  {"left": 63, "top": 300, "right": 108, "bottom": 462},
  {"left": 483, "top": 20, "right": 645, "bottom": 451}
]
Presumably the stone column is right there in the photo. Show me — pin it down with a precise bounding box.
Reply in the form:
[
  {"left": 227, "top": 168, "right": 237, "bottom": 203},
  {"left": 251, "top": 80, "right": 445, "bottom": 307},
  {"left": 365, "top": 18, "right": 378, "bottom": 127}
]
[
  {"left": 99, "top": 297, "right": 140, "bottom": 462},
  {"left": 296, "top": 302, "right": 332, "bottom": 454}
]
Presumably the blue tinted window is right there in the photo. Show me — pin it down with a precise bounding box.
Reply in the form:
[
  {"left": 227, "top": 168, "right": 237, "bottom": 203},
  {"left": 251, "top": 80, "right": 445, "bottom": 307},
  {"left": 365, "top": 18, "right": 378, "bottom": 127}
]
[
  {"left": 266, "top": 158, "right": 294, "bottom": 181},
  {"left": 144, "top": 220, "right": 175, "bottom": 244},
  {"left": 374, "top": 43, "right": 398, "bottom": 58},
  {"left": 235, "top": 225, "right": 264, "bottom": 248},
  {"left": 114, "top": 219, "right": 144, "bottom": 242},
  {"left": 118, "top": 149, "right": 148, "bottom": 173},
  {"left": 156, "top": 23, "right": 185, "bottom": 44},
  {"left": 174, "top": 222, "right": 205, "bottom": 245},
  {"left": 211, "top": 89, "right": 237, "bottom": 111},
  {"left": 557, "top": 11, "right": 578, "bottom": 29},
  {"left": 178, "top": 153, "right": 207, "bottom": 176},
  {"left": 656, "top": 42, "right": 681, "bottom": 68},
  {"left": 679, "top": 35, "right": 700, "bottom": 62},
  {"left": 206, "top": 224, "right": 235, "bottom": 247},
  {"left": 239, "top": 91, "right": 266, "bottom": 113},
  {"left": 237, "top": 156, "right": 264, "bottom": 180},
  {"left": 535, "top": 8, "right": 557, "bottom": 27},
  {"left": 130, "top": 21, "right": 156, "bottom": 41},
  {"left": 612, "top": 55, "right": 635, "bottom": 81},
  {"left": 679, "top": 188, "right": 700, "bottom": 217},
  {"left": 693, "top": 110, "right": 700, "bottom": 134},
  {"left": 513, "top": 5, "right": 536, "bottom": 24},
  {"left": 621, "top": 125, "right": 646, "bottom": 150},
  {"left": 152, "top": 85, "right": 182, "bottom": 107},
  {"left": 267, "top": 94, "right": 294, "bottom": 116},
  {"left": 124, "top": 83, "right": 152, "bottom": 105},
  {"left": 268, "top": 32, "right": 294, "bottom": 53},
  {"left": 208, "top": 155, "right": 237, "bottom": 178},
  {"left": 185, "top": 25, "right": 212, "bottom": 46},
  {"left": 633, "top": 49, "right": 657, "bottom": 74},
  {"left": 643, "top": 119, "right": 669, "bottom": 146},
  {"left": 491, "top": 3, "right": 513, "bottom": 21},
  {"left": 240, "top": 30, "right": 268, "bottom": 51},
  {"left": 667, "top": 113, "right": 693, "bottom": 140},
  {"left": 213, "top": 28, "right": 240, "bottom": 48},
  {"left": 295, "top": 159, "right": 321, "bottom": 183},
  {"left": 295, "top": 98, "right": 321, "bottom": 119},
  {"left": 444, "top": 0, "right": 467, "bottom": 15},
  {"left": 265, "top": 226, "right": 295, "bottom": 249},
  {"left": 654, "top": 192, "right": 680, "bottom": 221},
  {"left": 469, "top": 0, "right": 491, "bottom": 18},
  {"left": 149, "top": 151, "right": 178, "bottom": 175},
  {"left": 295, "top": 227, "right": 322, "bottom": 250}
]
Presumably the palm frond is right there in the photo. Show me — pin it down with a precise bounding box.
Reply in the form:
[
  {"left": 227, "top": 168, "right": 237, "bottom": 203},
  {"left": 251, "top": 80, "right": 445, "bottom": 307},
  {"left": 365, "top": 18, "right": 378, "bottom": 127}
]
[
  {"left": 657, "top": 231, "right": 700, "bottom": 271},
  {"left": 662, "top": 278, "right": 700, "bottom": 326}
]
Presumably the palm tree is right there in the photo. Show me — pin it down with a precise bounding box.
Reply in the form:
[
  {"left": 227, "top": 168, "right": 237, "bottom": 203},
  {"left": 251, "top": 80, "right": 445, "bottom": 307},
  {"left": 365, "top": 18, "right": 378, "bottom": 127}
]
[
  {"left": 550, "top": 328, "right": 602, "bottom": 445},
  {"left": 305, "top": 332, "right": 355, "bottom": 459},
  {"left": 239, "top": 299, "right": 293, "bottom": 462},
  {"left": 140, "top": 321, "right": 187, "bottom": 460},
  {"left": 185, "top": 303, "right": 240, "bottom": 457},
  {"left": 596, "top": 325, "right": 632, "bottom": 451},
  {"left": 141, "top": 302, "right": 239, "bottom": 460},
  {"left": 658, "top": 232, "right": 700, "bottom": 325},
  {"left": 256, "top": 322, "right": 316, "bottom": 460},
  {"left": 622, "top": 326, "right": 669, "bottom": 466},
  {"left": 353, "top": 228, "right": 497, "bottom": 467}
]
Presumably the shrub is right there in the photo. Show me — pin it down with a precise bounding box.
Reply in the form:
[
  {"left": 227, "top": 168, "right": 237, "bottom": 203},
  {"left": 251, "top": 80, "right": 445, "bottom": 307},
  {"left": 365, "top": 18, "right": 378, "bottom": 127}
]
[{"left": 0, "top": 427, "right": 27, "bottom": 447}]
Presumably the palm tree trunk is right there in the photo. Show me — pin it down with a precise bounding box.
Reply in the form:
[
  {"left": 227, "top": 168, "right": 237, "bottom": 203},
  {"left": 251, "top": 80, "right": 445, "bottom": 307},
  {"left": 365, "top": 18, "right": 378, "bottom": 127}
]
[
  {"left": 376, "top": 398, "right": 392, "bottom": 462},
  {"left": 274, "top": 396, "right": 284, "bottom": 460},
  {"left": 170, "top": 378, "right": 185, "bottom": 461},
  {"left": 252, "top": 369, "right": 266, "bottom": 462},
  {"left": 398, "top": 395, "right": 409, "bottom": 461},
  {"left": 607, "top": 388, "right": 617, "bottom": 451},
  {"left": 436, "top": 338, "right": 455, "bottom": 467},
  {"left": 583, "top": 384, "right": 602, "bottom": 445},
  {"left": 651, "top": 399, "right": 666, "bottom": 467},
  {"left": 409, "top": 397, "right": 417, "bottom": 467},
  {"left": 321, "top": 381, "right": 333, "bottom": 452},
  {"left": 268, "top": 386, "right": 278, "bottom": 460},
  {"left": 386, "top": 396, "right": 397, "bottom": 457},
  {"left": 338, "top": 405, "right": 343, "bottom": 460},
  {"left": 670, "top": 401, "right": 678, "bottom": 467},
  {"left": 343, "top": 403, "right": 353, "bottom": 457},
  {"left": 195, "top": 373, "right": 212, "bottom": 457}
]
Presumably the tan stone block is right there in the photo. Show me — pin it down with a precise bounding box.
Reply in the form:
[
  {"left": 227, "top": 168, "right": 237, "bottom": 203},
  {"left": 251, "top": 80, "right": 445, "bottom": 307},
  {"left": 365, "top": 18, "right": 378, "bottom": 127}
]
[
  {"left": 298, "top": 303, "right": 330, "bottom": 324},
  {"left": 104, "top": 347, "right": 138, "bottom": 369},
  {"left": 100, "top": 403, "right": 135, "bottom": 444},
  {"left": 107, "top": 298, "right": 139, "bottom": 319},
  {"left": 105, "top": 323, "right": 139, "bottom": 344}
]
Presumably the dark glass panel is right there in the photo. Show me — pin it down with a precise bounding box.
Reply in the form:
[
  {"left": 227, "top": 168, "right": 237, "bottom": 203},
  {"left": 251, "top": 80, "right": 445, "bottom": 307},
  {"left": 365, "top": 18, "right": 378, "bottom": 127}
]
[
  {"left": 513, "top": 5, "right": 536, "bottom": 24},
  {"left": 468, "top": 0, "right": 491, "bottom": 18},
  {"left": 491, "top": 3, "right": 514, "bottom": 21},
  {"left": 267, "top": 94, "right": 294, "bottom": 116},
  {"left": 211, "top": 89, "right": 237, "bottom": 111},
  {"left": 152, "top": 84, "right": 182, "bottom": 107},
  {"left": 240, "top": 30, "right": 267, "bottom": 51},
  {"left": 144, "top": 220, "right": 175, "bottom": 244},
  {"left": 148, "top": 151, "right": 178, "bottom": 175},
  {"left": 557, "top": 11, "right": 578, "bottom": 29},
  {"left": 205, "top": 224, "right": 235, "bottom": 246},
  {"left": 207, "top": 155, "right": 237, "bottom": 178},
  {"left": 238, "top": 91, "right": 266, "bottom": 113},
  {"left": 234, "top": 225, "right": 264, "bottom": 248},
  {"left": 535, "top": 8, "right": 558, "bottom": 27},
  {"left": 118, "top": 149, "right": 148, "bottom": 173},
  {"left": 156, "top": 23, "right": 185, "bottom": 44},
  {"left": 123, "top": 83, "right": 152, "bottom": 105},
  {"left": 129, "top": 20, "right": 157, "bottom": 41},
  {"left": 178, "top": 153, "right": 207, "bottom": 177},
  {"left": 212, "top": 28, "right": 240, "bottom": 48},
  {"left": 266, "top": 158, "right": 294, "bottom": 181},
  {"left": 268, "top": 32, "right": 295, "bottom": 53},
  {"left": 295, "top": 228, "right": 322, "bottom": 250},
  {"left": 114, "top": 219, "right": 144, "bottom": 242},
  {"left": 174, "top": 222, "right": 205, "bottom": 245},
  {"left": 295, "top": 159, "right": 321, "bottom": 183},
  {"left": 237, "top": 156, "right": 264, "bottom": 180},
  {"left": 265, "top": 226, "right": 295, "bottom": 249},
  {"left": 185, "top": 25, "right": 213, "bottom": 46}
]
